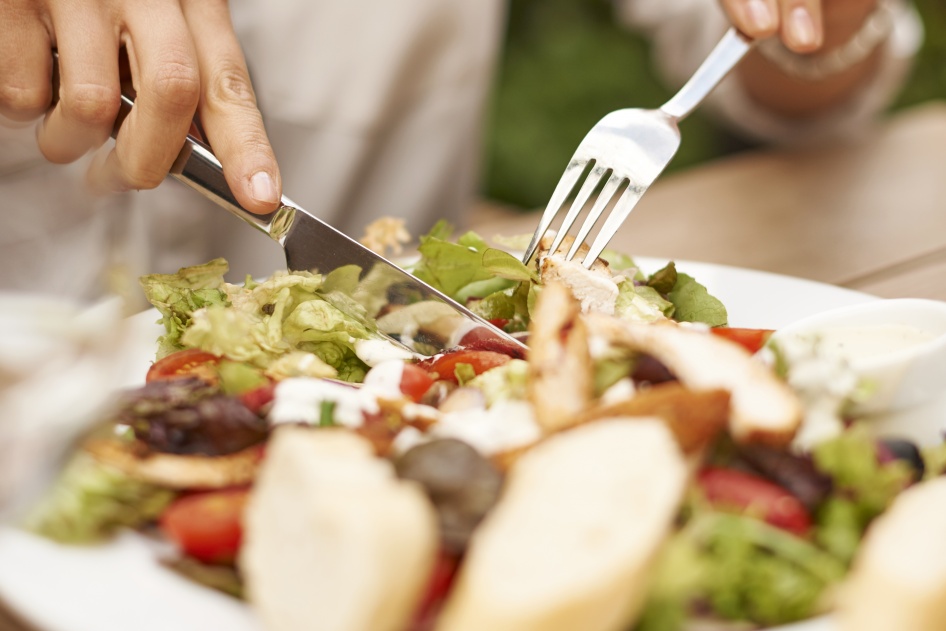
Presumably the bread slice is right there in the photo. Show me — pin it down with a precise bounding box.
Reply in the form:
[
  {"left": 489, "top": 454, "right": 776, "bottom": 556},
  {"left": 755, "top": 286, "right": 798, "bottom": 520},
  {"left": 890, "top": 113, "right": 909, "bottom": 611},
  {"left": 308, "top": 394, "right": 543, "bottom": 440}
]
[
  {"left": 586, "top": 315, "right": 802, "bottom": 446},
  {"left": 240, "top": 427, "right": 438, "bottom": 631},
  {"left": 835, "top": 476, "right": 946, "bottom": 631},
  {"left": 436, "top": 418, "right": 687, "bottom": 631}
]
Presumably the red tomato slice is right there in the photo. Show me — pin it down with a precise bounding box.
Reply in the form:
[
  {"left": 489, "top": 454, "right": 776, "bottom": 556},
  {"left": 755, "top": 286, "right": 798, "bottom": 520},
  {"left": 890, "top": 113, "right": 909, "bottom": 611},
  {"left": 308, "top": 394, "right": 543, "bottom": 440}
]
[
  {"left": 159, "top": 488, "right": 249, "bottom": 564},
  {"left": 709, "top": 327, "right": 774, "bottom": 354},
  {"left": 239, "top": 382, "right": 277, "bottom": 415},
  {"left": 422, "top": 350, "right": 511, "bottom": 383},
  {"left": 410, "top": 550, "right": 460, "bottom": 630},
  {"left": 400, "top": 364, "right": 436, "bottom": 403},
  {"left": 147, "top": 348, "right": 221, "bottom": 384},
  {"left": 697, "top": 467, "right": 811, "bottom": 536}
]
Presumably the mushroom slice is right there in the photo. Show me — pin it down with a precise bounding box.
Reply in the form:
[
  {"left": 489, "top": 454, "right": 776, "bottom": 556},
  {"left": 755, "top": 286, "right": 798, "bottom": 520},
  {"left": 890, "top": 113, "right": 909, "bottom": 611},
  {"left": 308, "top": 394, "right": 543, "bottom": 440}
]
[
  {"left": 527, "top": 282, "right": 594, "bottom": 432},
  {"left": 586, "top": 315, "right": 802, "bottom": 446},
  {"left": 574, "top": 382, "right": 730, "bottom": 454},
  {"left": 84, "top": 439, "right": 262, "bottom": 489}
]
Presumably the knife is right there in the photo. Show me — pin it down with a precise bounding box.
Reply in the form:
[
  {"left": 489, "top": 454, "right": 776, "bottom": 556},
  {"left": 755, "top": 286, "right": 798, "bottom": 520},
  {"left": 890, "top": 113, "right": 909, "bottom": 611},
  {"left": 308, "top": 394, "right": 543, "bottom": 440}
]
[{"left": 51, "top": 54, "right": 527, "bottom": 357}]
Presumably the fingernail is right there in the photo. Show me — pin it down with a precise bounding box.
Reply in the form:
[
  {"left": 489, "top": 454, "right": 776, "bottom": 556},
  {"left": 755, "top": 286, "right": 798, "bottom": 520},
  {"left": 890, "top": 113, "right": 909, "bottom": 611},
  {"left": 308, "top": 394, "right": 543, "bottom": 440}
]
[
  {"left": 789, "top": 6, "right": 818, "bottom": 48},
  {"left": 745, "top": 0, "right": 775, "bottom": 32},
  {"left": 249, "top": 171, "right": 278, "bottom": 205}
]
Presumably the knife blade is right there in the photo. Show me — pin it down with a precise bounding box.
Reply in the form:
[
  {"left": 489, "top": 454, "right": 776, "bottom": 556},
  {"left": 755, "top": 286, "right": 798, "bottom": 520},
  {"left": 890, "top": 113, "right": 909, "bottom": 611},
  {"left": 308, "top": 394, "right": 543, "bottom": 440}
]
[
  {"left": 168, "top": 129, "right": 527, "bottom": 356},
  {"left": 50, "top": 54, "right": 526, "bottom": 357}
]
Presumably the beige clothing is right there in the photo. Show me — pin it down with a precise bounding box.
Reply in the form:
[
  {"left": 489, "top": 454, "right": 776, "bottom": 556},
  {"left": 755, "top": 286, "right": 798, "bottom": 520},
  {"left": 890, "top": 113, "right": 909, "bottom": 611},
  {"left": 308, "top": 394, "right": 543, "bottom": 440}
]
[{"left": 0, "top": 0, "right": 921, "bottom": 302}]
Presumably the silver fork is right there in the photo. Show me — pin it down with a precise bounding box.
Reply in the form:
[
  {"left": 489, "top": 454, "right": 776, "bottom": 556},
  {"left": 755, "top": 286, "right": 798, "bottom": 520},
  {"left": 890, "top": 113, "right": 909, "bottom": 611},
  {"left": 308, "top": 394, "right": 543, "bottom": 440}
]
[{"left": 522, "top": 28, "right": 754, "bottom": 267}]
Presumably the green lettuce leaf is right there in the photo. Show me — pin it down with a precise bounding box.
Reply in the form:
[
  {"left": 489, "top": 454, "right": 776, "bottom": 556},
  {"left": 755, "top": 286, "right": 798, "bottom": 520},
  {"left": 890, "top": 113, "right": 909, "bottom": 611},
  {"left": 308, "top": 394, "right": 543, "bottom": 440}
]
[
  {"left": 144, "top": 263, "right": 373, "bottom": 382},
  {"left": 615, "top": 281, "right": 674, "bottom": 323},
  {"left": 25, "top": 452, "right": 176, "bottom": 544},
  {"left": 412, "top": 222, "right": 536, "bottom": 300},
  {"left": 667, "top": 273, "right": 728, "bottom": 327},
  {"left": 139, "top": 259, "right": 231, "bottom": 358}
]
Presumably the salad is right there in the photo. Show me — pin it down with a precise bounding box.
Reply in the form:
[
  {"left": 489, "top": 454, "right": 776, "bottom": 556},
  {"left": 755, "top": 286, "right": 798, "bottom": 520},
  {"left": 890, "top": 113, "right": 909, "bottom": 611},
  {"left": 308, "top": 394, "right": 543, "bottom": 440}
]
[{"left": 21, "top": 222, "right": 946, "bottom": 631}]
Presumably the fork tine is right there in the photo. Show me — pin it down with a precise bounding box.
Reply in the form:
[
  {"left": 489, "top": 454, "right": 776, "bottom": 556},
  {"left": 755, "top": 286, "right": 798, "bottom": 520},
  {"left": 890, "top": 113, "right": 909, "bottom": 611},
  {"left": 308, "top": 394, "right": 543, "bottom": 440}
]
[
  {"left": 547, "top": 164, "right": 607, "bottom": 257},
  {"left": 521, "top": 158, "right": 589, "bottom": 264},
  {"left": 581, "top": 182, "right": 646, "bottom": 267},
  {"left": 564, "top": 173, "right": 624, "bottom": 261}
]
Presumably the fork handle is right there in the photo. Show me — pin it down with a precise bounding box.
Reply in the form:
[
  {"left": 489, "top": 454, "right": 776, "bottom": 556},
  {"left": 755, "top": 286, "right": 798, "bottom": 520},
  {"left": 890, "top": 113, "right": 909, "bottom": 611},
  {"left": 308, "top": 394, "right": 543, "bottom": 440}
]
[{"left": 660, "top": 28, "right": 754, "bottom": 122}]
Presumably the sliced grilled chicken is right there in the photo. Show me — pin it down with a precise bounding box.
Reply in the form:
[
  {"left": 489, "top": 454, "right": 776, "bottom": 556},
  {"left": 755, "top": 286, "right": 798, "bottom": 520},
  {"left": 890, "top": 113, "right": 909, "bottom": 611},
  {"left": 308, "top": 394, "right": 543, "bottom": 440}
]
[
  {"left": 241, "top": 427, "right": 437, "bottom": 631},
  {"left": 537, "top": 234, "right": 619, "bottom": 315},
  {"left": 586, "top": 315, "right": 802, "bottom": 446},
  {"left": 574, "top": 382, "right": 730, "bottom": 454},
  {"left": 436, "top": 419, "right": 688, "bottom": 631},
  {"left": 527, "top": 282, "right": 594, "bottom": 432}
]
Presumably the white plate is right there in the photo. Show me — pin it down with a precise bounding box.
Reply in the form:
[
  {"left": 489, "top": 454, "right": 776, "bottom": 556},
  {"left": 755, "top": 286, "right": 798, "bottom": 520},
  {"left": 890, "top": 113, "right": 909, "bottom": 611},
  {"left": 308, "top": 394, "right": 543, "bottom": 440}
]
[{"left": 0, "top": 259, "right": 912, "bottom": 631}]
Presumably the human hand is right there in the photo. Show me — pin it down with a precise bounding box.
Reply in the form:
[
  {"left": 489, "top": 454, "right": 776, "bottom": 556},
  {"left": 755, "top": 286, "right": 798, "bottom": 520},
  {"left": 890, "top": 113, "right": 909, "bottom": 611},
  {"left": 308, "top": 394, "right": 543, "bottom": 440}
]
[
  {"left": 720, "top": 0, "right": 880, "bottom": 54},
  {"left": 0, "top": 0, "right": 281, "bottom": 213}
]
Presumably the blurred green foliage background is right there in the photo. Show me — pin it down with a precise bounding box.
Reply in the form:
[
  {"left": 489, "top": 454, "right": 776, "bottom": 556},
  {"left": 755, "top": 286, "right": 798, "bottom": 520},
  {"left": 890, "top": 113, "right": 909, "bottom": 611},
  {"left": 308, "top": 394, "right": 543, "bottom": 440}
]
[{"left": 483, "top": 0, "right": 946, "bottom": 209}]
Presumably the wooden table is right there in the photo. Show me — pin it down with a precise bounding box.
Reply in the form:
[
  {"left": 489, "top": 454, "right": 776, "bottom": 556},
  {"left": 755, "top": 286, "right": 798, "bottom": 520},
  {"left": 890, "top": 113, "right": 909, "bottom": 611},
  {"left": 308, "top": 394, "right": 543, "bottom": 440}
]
[{"left": 469, "top": 102, "right": 946, "bottom": 301}]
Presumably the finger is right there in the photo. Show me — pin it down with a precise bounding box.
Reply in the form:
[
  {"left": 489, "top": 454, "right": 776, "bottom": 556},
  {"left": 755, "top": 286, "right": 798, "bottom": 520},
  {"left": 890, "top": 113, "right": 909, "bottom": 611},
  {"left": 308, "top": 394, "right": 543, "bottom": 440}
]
[
  {"left": 779, "top": 0, "right": 824, "bottom": 53},
  {"left": 720, "top": 0, "right": 780, "bottom": 40},
  {"left": 89, "top": 5, "right": 200, "bottom": 193},
  {"left": 0, "top": 2, "right": 53, "bottom": 123},
  {"left": 38, "top": 7, "right": 121, "bottom": 164},
  {"left": 181, "top": 0, "right": 281, "bottom": 211}
]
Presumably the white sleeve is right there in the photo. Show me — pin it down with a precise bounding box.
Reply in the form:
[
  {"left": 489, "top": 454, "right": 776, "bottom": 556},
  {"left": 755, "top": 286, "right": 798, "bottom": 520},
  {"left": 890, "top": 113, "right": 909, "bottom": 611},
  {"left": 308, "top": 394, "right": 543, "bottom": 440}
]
[{"left": 614, "top": 0, "right": 924, "bottom": 144}]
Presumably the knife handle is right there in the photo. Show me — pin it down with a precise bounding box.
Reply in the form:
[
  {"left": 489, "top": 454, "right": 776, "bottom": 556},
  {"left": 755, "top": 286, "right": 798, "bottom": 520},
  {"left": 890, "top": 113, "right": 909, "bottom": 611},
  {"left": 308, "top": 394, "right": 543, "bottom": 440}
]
[{"left": 50, "top": 51, "right": 296, "bottom": 244}]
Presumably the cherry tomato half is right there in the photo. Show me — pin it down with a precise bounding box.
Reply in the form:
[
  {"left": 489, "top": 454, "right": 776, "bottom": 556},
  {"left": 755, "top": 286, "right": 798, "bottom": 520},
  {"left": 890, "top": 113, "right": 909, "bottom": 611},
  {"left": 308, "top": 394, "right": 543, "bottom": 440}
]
[
  {"left": 697, "top": 467, "right": 812, "bottom": 536},
  {"left": 422, "top": 350, "right": 511, "bottom": 383},
  {"left": 147, "top": 348, "right": 221, "bottom": 384},
  {"left": 710, "top": 327, "right": 774, "bottom": 354},
  {"left": 400, "top": 364, "right": 436, "bottom": 403},
  {"left": 159, "top": 488, "right": 249, "bottom": 564}
]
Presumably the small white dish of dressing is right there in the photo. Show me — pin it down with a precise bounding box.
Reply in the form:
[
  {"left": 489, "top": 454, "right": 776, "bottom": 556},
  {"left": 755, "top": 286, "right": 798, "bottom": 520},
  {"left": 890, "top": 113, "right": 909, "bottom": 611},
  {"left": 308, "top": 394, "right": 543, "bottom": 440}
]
[{"left": 770, "top": 298, "right": 946, "bottom": 445}]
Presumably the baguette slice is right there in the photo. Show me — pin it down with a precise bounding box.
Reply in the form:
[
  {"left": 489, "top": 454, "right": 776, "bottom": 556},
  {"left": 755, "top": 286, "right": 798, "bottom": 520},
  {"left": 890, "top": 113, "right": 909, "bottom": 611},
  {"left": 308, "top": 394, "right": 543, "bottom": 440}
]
[
  {"left": 835, "top": 476, "right": 946, "bottom": 631},
  {"left": 436, "top": 418, "right": 687, "bottom": 631},
  {"left": 241, "top": 427, "right": 438, "bottom": 631}
]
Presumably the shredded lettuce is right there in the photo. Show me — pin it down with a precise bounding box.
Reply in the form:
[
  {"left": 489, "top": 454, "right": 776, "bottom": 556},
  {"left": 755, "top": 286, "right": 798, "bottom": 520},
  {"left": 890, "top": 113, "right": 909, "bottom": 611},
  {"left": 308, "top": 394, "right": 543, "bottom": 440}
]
[
  {"left": 638, "top": 423, "right": 914, "bottom": 629},
  {"left": 25, "top": 452, "right": 176, "bottom": 544},
  {"left": 812, "top": 424, "right": 912, "bottom": 564},
  {"left": 142, "top": 263, "right": 376, "bottom": 383},
  {"left": 139, "top": 259, "right": 231, "bottom": 357}
]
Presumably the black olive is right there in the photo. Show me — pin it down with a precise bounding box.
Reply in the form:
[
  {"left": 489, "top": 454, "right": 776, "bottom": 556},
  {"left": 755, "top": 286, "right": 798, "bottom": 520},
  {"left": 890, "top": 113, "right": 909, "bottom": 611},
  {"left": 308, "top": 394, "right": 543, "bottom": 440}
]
[
  {"left": 395, "top": 439, "right": 503, "bottom": 553},
  {"left": 877, "top": 437, "right": 925, "bottom": 482}
]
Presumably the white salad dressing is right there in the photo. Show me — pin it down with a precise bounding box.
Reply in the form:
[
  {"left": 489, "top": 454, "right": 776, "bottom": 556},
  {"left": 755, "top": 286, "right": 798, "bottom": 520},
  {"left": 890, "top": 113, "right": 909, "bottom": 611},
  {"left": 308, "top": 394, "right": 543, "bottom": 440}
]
[
  {"left": 815, "top": 324, "right": 936, "bottom": 365},
  {"left": 771, "top": 300, "right": 946, "bottom": 449},
  {"left": 430, "top": 400, "right": 541, "bottom": 456},
  {"left": 269, "top": 378, "right": 377, "bottom": 428},
  {"left": 354, "top": 339, "right": 415, "bottom": 367},
  {"left": 269, "top": 359, "right": 437, "bottom": 430}
]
